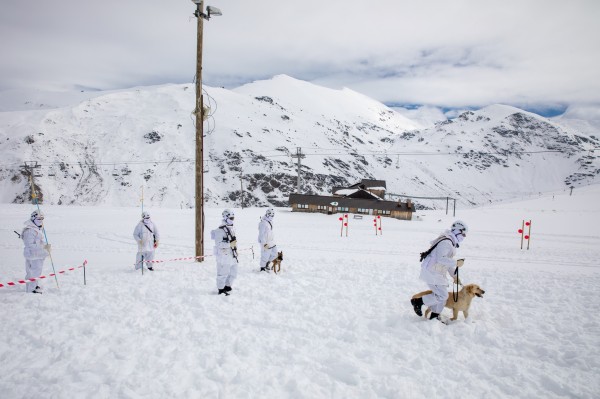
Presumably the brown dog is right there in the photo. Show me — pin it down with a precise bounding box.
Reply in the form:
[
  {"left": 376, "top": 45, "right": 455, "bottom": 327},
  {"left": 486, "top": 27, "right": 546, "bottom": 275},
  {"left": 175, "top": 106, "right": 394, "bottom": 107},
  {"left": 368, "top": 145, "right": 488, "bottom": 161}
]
[
  {"left": 270, "top": 251, "right": 284, "bottom": 274},
  {"left": 411, "top": 284, "right": 485, "bottom": 321}
]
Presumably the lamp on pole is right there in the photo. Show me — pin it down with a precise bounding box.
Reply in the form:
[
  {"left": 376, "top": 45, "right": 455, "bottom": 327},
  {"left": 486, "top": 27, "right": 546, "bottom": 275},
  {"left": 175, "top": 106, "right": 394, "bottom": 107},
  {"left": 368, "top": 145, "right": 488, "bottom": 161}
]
[{"left": 191, "top": 0, "right": 222, "bottom": 262}]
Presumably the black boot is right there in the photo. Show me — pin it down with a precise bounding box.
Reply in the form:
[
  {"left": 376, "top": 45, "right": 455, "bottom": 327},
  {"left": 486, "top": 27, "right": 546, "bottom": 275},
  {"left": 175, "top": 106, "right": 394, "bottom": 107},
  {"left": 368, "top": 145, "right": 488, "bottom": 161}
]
[
  {"left": 260, "top": 262, "right": 271, "bottom": 272},
  {"left": 224, "top": 286, "right": 232, "bottom": 292},
  {"left": 429, "top": 312, "right": 448, "bottom": 324},
  {"left": 147, "top": 266, "right": 154, "bottom": 271},
  {"left": 218, "top": 288, "right": 230, "bottom": 296},
  {"left": 411, "top": 297, "right": 423, "bottom": 316}
]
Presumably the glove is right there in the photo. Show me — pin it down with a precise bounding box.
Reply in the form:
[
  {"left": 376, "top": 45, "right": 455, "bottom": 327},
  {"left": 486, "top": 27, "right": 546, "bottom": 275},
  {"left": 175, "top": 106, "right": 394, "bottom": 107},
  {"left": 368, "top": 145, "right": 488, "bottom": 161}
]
[
  {"left": 263, "top": 244, "right": 268, "bottom": 250},
  {"left": 154, "top": 241, "right": 159, "bottom": 249},
  {"left": 44, "top": 244, "right": 52, "bottom": 253},
  {"left": 230, "top": 240, "right": 237, "bottom": 249},
  {"left": 456, "top": 259, "right": 465, "bottom": 267},
  {"left": 453, "top": 276, "right": 463, "bottom": 286}
]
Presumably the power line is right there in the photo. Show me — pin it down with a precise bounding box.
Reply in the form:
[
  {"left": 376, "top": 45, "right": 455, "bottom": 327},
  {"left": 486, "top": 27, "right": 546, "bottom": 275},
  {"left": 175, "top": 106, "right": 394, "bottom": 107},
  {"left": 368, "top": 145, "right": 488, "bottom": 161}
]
[
  {"left": 0, "top": 148, "right": 578, "bottom": 169},
  {"left": 301, "top": 149, "right": 567, "bottom": 157}
]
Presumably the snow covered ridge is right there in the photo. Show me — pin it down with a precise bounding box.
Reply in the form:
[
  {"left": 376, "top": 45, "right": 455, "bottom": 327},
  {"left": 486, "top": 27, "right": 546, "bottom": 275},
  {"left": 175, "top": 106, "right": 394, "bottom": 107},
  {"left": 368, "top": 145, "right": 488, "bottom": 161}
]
[{"left": 0, "top": 75, "right": 598, "bottom": 208}]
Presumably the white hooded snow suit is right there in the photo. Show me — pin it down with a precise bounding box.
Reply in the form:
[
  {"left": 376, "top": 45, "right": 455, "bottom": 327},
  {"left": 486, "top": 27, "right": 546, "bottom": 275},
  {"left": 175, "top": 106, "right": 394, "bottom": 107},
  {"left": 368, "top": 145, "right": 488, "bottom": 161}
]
[
  {"left": 258, "top": 215, "right": 277, "bottom": 269},
  {"left": 22, "top": 219, "right": 49, "bottom": 293},
  {"left": 133, "top": 218, "right": 160, "bottom": 270},
  {"left": 419, "top": 230, "right": 460, "bottom": 313},
  {"left": 211, "top": 223, "right": 238, "bottom": 290}
]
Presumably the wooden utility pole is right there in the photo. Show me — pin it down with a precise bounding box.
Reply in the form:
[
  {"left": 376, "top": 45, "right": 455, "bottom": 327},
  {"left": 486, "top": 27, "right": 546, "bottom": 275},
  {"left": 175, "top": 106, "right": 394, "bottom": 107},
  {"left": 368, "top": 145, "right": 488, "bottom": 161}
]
[
  {"left": 291, "top": 147, "right": 305, "bottom": 193},
  {"left": 240, "top": 169, "right": 244, "bottom": 209},
  {"left": 194, "top": 0, "right": 205, "bottom": 262}
]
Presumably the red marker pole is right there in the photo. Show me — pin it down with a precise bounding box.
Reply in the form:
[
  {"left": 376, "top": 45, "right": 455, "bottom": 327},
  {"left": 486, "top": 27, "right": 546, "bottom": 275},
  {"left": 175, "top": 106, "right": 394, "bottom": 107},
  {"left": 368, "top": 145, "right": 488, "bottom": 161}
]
[
  {"left": 339, "top": 217, "right": 344, "bottom": 237},
  {"left": 526, "top": 220, "right": 532, "bottom": 250},
  {"left": 377, "top": 215, "right": 382, "bottom": 235},
  {"left": 519, "top": 220, "right": 525, "bottom": 249},
  {"left": 345, "top": 214, "right": 349, "bottom": 237}
]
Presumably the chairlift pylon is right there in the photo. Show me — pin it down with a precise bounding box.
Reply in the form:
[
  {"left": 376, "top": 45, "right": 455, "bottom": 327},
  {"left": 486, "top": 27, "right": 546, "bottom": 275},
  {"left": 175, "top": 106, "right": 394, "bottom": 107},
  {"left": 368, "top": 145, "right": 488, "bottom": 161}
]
[{"left": 33, "top": 164, "right": 43, "bottom": 177}]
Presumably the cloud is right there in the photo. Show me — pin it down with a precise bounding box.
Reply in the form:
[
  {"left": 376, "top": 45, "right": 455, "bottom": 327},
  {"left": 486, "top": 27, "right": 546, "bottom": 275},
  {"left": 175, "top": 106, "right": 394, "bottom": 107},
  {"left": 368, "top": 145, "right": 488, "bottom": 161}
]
[{"left": 1, "top": 0, "right": 599, "bottom": 113}]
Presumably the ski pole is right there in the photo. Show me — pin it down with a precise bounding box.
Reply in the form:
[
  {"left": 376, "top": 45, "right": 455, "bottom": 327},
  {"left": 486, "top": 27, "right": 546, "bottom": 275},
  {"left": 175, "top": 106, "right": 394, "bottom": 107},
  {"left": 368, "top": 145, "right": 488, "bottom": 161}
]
[
  {"left": 29, "top": 174, "right": 59, "bottom": 290},
  {"left": 140, "top": 185, "right": 144, "bottom": 214}
]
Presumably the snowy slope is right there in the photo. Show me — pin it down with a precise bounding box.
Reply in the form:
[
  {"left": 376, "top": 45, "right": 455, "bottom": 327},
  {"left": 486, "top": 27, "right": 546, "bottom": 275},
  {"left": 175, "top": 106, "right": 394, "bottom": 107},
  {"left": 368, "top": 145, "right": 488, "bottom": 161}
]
[
  {"left": 0, "top": 185, "right": 599, "bottom": 398},
  {"left": 386, "top": 104, "right": 599, "bottom": 206},
  {"left": 0, "top": 76, "right": 598, "bottom": 209}
]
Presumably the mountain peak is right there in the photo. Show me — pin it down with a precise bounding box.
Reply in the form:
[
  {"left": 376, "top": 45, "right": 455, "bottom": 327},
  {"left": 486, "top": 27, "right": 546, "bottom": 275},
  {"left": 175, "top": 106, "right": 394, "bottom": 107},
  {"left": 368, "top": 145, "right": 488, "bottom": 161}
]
[{"left": 476, "top": 104, "right": 539, "bottom": 121}]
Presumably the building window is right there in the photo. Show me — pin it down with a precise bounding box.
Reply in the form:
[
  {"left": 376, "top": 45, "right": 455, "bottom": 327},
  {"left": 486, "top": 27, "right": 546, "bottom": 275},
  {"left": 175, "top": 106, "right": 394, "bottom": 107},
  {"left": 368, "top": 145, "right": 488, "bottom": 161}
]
[
  {"left": 298, "top": 204, "right": 308, "bottom": 209},
  {"left": 338, "top": 207, "right": 349, "bottom": 212},
  {"left": 357, "top": 208, "right": 370, "bottom": 214},
  {"left": 376, "top": 209, "right": 391, "bottom": 215},
  {"left": 317, "top": 205, "right": 327, "bottom": 210}
]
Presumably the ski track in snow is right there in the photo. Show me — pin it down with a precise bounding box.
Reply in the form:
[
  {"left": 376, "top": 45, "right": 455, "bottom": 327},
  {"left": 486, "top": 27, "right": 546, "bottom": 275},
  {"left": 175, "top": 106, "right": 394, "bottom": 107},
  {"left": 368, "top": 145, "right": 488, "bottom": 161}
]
[{"left": 1, "top": 186, "right": 599, "bottom": 398}]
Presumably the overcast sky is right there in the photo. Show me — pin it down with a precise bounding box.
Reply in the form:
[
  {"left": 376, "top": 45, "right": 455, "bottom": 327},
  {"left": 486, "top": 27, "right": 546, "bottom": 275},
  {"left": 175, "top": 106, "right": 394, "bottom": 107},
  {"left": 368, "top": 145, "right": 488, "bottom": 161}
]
[{"left": 1, "top": 0, "right": 599, "bottom": 116}]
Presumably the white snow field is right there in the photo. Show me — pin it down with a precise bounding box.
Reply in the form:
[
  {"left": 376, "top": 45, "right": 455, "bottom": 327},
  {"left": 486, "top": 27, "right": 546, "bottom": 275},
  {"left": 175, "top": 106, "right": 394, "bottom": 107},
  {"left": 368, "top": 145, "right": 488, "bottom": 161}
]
[{"left": 1, "top": 185, "right": 599, "bottom": 398}]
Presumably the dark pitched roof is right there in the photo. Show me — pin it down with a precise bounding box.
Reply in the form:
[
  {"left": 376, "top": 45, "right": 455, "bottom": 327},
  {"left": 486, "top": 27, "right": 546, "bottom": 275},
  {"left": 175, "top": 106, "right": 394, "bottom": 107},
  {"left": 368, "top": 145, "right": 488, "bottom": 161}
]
[
  {"left": 345, "top": 189, "right": 381, "bottom": 200},
  {"left": 289, "top": 193, "right": 414, "bottom": 212},
  {"left": 348, "top": 179, "right": 387, "bottom": 190}
]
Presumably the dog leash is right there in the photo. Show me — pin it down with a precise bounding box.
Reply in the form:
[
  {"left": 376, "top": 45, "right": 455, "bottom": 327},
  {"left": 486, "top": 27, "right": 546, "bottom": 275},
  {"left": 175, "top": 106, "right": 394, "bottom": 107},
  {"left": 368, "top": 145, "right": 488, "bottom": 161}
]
[{"left": 453, "top": 267, "right": 459, "bottom": 302}]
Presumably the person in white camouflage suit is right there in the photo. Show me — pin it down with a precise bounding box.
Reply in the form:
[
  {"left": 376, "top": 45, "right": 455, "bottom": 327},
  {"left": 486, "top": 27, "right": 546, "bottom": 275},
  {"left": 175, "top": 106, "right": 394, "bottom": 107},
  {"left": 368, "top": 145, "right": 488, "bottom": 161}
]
[
  {"left": 211, "top": 209, "right": 238, "bottom": 295},
  {"left": 22, "top": 210, "right": 51, "bottom": 294},
  {"left": 133, "top": 211, "right": 160, "bottom": 271},
  {"left": 411, "top": 220, "right": 468, "bottom": 323},
  {"left": 258, "top": 208, "right": 278, "bottom": 272}
]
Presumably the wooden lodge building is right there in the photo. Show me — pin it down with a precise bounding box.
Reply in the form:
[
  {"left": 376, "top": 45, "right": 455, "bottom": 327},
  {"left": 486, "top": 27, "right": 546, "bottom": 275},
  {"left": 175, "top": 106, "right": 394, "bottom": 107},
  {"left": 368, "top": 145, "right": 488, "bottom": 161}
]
[{"left": 288, "top": 179, "right": 415, "bottom": 220}]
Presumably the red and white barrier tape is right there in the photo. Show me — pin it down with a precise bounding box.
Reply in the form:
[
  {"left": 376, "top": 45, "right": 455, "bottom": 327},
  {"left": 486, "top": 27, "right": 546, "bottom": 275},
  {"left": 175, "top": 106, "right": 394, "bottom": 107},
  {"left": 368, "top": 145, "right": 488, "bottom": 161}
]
[
  {"left": 0, "top": 260, "right": 88, "bottom": 288},
  {"left": 144, "top": 255, "right": 207, "bottom": 264},
  {"left": 141, "top": 247, "right": 254, "bottom": 264}
]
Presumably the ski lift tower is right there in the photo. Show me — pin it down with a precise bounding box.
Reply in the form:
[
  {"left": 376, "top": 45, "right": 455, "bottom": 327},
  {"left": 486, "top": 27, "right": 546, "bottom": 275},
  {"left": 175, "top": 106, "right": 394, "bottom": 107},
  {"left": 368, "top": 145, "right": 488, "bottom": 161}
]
[{"left": 191, "top": 0, "right": 222, "bottom": 262}]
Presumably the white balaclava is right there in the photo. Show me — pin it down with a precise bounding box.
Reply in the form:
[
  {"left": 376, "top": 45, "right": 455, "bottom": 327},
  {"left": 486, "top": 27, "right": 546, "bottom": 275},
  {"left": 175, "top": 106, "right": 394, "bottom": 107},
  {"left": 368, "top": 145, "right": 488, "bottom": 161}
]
[
  {"left": 142, "top": 211, "right": 151, "bottom": 224},
  {"left": 451, "top": 220, "right": 468, "bottom": 243},
  {"left": 453, "top": 231, "right": 465, "bottom": 244},
  {"left": 31, "top": 210, "right": 44, "bottom": 228},
  {"left": 222, "top": 209, "right": 235, "bottom": 226},
  {"left": 265, "top": 208, "right": 275, "bottom": 222}
]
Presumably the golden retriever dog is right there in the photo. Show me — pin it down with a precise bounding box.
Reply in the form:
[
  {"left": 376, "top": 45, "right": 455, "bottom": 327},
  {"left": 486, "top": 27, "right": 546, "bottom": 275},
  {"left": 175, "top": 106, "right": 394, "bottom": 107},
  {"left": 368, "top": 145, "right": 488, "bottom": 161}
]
[
  {"left": 270, "top": 251, "right": 284, "bottom": 274},
  {"left": 411, "top": 283, "right": 485, "bottom": 321}
]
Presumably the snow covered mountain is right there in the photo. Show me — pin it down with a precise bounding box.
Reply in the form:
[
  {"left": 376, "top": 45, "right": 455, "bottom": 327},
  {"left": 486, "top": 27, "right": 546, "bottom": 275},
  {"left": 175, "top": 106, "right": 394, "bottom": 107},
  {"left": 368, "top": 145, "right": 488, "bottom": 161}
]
[{"left": 0, "top": 75, "right": 598, "bottom": 209}]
